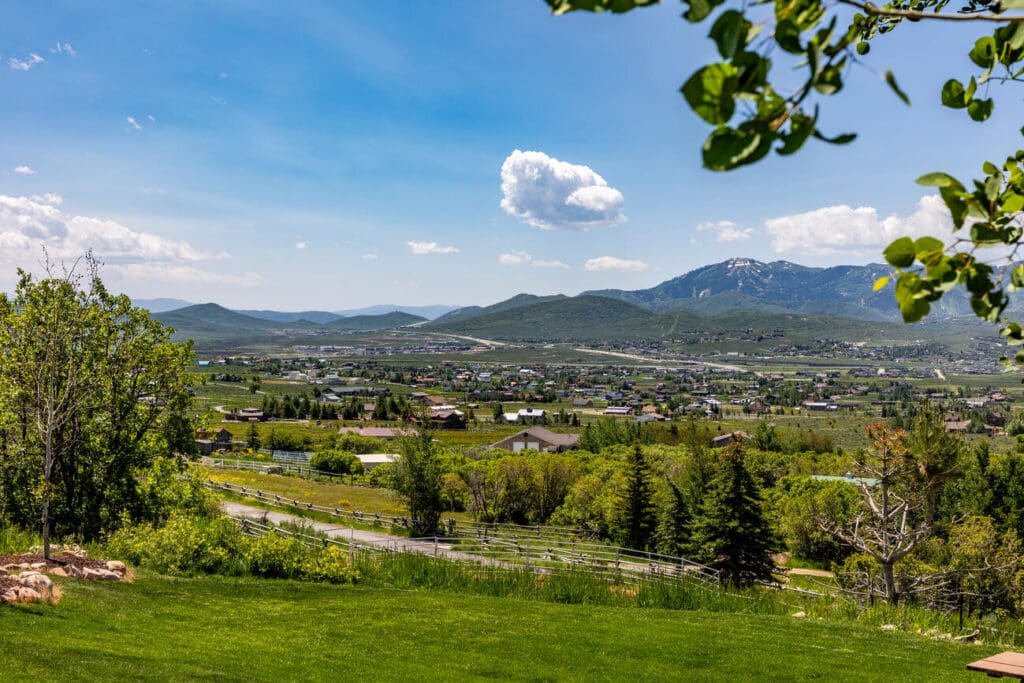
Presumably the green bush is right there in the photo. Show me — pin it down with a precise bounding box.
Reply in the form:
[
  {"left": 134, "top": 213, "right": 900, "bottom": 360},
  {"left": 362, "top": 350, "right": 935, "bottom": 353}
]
[
  {"left": 107, "top": 513, "right": 247, "bottom": 576},
  {"left": 244, "top": 531, "right": 308, "bottom": 579},
  {"left": 303, "top": 545, "right": 359, "bottom": 584},
  {"left": 310, "top": 449, "right": 364, "bottom": 476}
]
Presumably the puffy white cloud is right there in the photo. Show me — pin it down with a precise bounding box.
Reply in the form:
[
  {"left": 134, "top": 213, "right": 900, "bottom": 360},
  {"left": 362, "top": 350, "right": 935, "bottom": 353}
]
[
  {"left": 498, "top": 250, "right": 569, "bottom": 269},
  {"left": 584, "top": 256, "right": 648, "bottom": 272},
  {"left": 500, "top": 150, "right": 625, "bottom": 231},
  {"left": 697, "top": 219, "right": 754, "bottom": 242},
  {"left": 295, "top": 240, "right": 308, "bottom": 250},
  {"left": 408, "top": 240, "right": 459, "bottom": 255},
  {"left": 9, "top": 53, "right": 45, "bottom": 71},
  {"left": 498, "top": 250, "right": 531, "bottom": 266},
  {"left": 31, "top": 193, "right": 62, "bottom": 205},
  {"left": 14, "top": 165, "right": 36, "bottom": 175},
  {"left": 127, "top": 116, "right": 142, "bottom": 131},
  {"left": 0, "top": 194, "right": 251, "bottom": 286},
  {"left": 765, "top": 195, "right": 951, "bottom": 257}
]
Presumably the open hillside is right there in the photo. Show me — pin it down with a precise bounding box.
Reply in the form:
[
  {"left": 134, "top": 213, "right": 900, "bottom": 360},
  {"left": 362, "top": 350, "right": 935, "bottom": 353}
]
[
  {"left": 0, "top": 573, "right": 989, "bottom": 681},
  {"left": 433, "top": 293, "right": 569, "bottom": 325}
]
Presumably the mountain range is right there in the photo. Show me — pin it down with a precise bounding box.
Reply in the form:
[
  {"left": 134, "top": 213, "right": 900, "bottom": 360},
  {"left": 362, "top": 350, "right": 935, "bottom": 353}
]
[{"left": 147, "top": 258, "right": 992, "bottom": 349}]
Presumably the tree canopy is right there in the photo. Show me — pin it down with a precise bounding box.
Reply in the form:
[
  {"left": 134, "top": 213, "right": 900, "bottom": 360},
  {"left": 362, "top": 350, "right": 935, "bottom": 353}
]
[{"left": 547, "top": 0, "right": 1024, "bottom": 358}]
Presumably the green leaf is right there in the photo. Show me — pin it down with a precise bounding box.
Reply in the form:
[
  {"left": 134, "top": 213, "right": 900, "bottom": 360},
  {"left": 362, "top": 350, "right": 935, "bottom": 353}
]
[
  {"left": 777, "top": 111, "right": 816, "bottom": 156},
  {"left": 883, "top": 237, "right": 916, "bottom": 268},
  {"left": 710, "top": 10, "right": 750, "bottom": 60},
  {"left": 916, "top": 172, "right": 963, "bottom": 189},
  {"left": 775, "top": 19, "right": 803, "bottom": 54},
  {"left": 913, "top": 236, "right": 944, "bottom": 260},
  {"left": 702, "top": 125, "right": 772, "bottom": 171},
  {"left": 872, "top": 276, "right": 890, "bottom": 292},
  {"left": 939, "top": 186, "right": 969, "bottom": 229},
  {"left": 546, "top": 0, "right": 659, "bottom": 13},
  {"left": 885, "top": 70, "right": 910, "bottom": 105},
  {"left": 814, "top": 64, "right": 843, "bottom": 96},
  {"left": 684, "top": 0, "right": 722, "bottom": 23},
  {"left": 941, "top": 79, "right": 968, "bottom": 109},
  {"left": 1004, "top": 192, "right": 1024, "bottom": 213},
  {"left": 968, "top": 98, "right": 994, "bottom": 122},
  {"left": 812, "top": 129, "right": 856, "bottom": 145},
  {"left": 681, "top": 63, "right": 739, "bottom": 125},
  {"left": 969, "top": 36, "right": 997, "bottom": 69}
]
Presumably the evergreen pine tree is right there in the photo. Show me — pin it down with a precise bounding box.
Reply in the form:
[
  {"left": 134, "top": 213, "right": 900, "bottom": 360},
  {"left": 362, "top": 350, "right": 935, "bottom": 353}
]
[
  {"left": 654, "top": 477, "right": 690, "bottom": 556},
  {"left": 689, "top": 444, "right": 776, "bottom": 587},
  {"left": 620, "top": 443, "right": 655, "bottom": 550}
]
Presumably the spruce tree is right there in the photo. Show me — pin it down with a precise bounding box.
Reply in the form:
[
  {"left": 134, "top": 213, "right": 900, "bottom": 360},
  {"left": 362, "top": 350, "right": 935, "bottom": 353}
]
[
  {"left": 620, "top": 443, "right": 655, "bottom": 551},
  {"left": 655, "top": 477, "right": 690, "bottom": 557},
  {"left": 689, "top": 444, "right": 776, "bottom": 587}
]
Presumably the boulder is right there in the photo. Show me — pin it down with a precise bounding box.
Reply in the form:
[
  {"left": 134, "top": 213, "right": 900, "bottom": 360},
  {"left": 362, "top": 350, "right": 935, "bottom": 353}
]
[
  {"left": 19, "top": 573, "right": 53, "bottom": 591},
  {"left": 29, "top": 562, "right": 47, "bottom": 570},
  {"left": 83, "top": 567, "right": 120, "bottom": 582},
  {"left": 15, "top": 587, "right": 41, "bottom": 603},
  {"left": 46, "top": 566, "right": 67, "bottom": 577},
  {"left": 791, "top": 611, "right": 806, "bottom": 618},
  {"left": 106, "top": 561, "right": 127, "bottom": 574},
  {"left": 63, "top": 564, "right": 85, "bottom": 579},
  {"left": 0, "top": 589, "right": 17, "bottom": 604}
]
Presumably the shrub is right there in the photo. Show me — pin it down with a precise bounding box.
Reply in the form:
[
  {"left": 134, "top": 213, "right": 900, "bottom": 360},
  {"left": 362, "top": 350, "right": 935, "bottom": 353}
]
[
  {"left": 304, "top": 545, "right": 359, "bottom": 584},
  {"left": 107, "top": 513, "right": 247, "bottom": 576},
  {"left": 310, "top": 449, "right": 364, "bottom": 476},
  {"left": 245, "top": 531, "right": 308, "bottom": 579}
]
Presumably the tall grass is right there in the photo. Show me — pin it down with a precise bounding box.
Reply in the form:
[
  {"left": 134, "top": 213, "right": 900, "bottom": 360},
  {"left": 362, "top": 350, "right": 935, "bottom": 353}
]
[{"left": 0, "top": 525, "right": 39, "bottom": 554}]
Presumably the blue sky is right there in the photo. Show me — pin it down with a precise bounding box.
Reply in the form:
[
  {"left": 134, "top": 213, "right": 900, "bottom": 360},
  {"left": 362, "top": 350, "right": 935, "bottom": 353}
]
[{"left": 1, "top": 2, "right": 1020, "bottom": 309}]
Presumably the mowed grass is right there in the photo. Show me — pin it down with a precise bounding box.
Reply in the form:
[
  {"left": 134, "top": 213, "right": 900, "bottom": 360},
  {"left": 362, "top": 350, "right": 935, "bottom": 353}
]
[
  {"left": 201, "top": 466, "right": 408, "bottom": 515},
  {"left": 0, "top": 573, "right": 991, "bottom": 681}
]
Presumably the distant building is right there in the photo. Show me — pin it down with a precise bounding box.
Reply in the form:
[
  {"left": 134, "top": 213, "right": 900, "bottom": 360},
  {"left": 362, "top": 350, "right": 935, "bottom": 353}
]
[
  {"left": 711, "top": 431, "right": 751, "bottom": 449},
  {"left": 489, "top": 427, "right": 580, "bottom": 453}
]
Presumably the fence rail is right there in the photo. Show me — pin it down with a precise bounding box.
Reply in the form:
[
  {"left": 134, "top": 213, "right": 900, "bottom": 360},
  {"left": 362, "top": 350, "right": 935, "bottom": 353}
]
[
  {"left": 209, "top": 480, "right": 720, "bottom": 586},
  {"left": 208, "top": 457, "right": 341, "bottom": 480}
]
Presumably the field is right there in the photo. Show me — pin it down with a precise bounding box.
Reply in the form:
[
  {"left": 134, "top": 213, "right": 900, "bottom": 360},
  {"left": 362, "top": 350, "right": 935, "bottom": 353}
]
[{"left": 0, "top": 572, "right": 993, "bottom": 681}]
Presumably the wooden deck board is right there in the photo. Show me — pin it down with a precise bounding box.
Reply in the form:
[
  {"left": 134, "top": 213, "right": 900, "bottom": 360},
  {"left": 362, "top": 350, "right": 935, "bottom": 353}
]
[{"left": 967, "top": 651, "right": 1024, "bottom": 679}]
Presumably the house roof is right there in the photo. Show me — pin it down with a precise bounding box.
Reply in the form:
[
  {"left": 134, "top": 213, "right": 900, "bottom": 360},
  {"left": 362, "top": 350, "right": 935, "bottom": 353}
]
[{"left": 498, "top": 427, "right": 580, "bottom": 448}]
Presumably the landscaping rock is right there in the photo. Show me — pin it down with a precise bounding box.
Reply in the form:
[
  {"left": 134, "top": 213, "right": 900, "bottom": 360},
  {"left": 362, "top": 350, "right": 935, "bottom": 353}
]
[
  {"left": 83, "top": 567, "right": 120, "bottom": 582},
  {"left": 47, "top": 566, "right": 67, "bottom": 577},
  {"left": 0, "top": 589, "right": 17, "bottom": 604},
  {"left": 106, "top": 561, "right": 127, "bottom": 574},
  {"left": 63, "top": 564, "right": 85, "bottom": 579},
  {"left": 19, "top": 573, "right": 53, "bottom": 592},
  {"left": 15, "top": 587, "right": 41, "bottom": 603},
  {"left": 880, "top": 624, "right": 897, "bottom": 631},
  {"left": 791, "top": 611, "right": 806, "bottom": 618},
  {"left": 29, "top": 562, "right": 47, "bottom": 570}
]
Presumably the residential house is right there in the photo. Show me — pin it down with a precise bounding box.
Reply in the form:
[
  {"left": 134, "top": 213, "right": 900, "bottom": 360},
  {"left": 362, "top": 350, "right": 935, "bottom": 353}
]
[{"left": 489, "top": 427, "right": 580, "bottom": 453}]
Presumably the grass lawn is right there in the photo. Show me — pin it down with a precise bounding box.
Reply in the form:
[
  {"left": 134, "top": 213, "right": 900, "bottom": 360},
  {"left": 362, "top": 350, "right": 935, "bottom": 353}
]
[{"left": 0, "top": 573, "right": 992, "bottom": 681}]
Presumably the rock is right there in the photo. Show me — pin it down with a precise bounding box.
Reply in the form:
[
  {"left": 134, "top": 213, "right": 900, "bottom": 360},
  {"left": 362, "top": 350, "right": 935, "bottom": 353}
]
[
  {"left": 106, "top": 561, "right": 127, "bottom": 574},
  {"left": 46, "top": 566, "right": 67, "bottom": 577},
  {"left": 880, "top": 624, "right": 897, "bottom": 631},
  {"left": 83, "top": 567, "right": 120, "bottom": 582},
  {"left": 64, "top": 564, "right": 85, "bottom": 579},
  {"left": 0, "top": 589, "right": 17, "bottom": 604},
  {"left": 15, "top": 587, "right": 41, "bottom": 603},
  {"left": 16, "top": 562, "right": 31, "bottom": 570},
  {"left": 19, "top": 573, "right": 53, "bottom": 591},
  {"left": 791, "top": 611, "right": 806, "bottom": 618},
  {"left": 29, "top": 562, "right": 47, "bottom": 570}
]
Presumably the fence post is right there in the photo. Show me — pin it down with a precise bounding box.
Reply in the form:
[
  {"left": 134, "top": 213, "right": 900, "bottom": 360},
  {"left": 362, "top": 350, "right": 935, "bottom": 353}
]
[{"left": 434, "top": 536, "right": 438, "bottom": 559}]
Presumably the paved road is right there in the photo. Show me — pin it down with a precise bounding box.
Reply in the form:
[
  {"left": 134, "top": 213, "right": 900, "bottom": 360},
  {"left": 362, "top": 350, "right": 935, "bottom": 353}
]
[{"left": 220, "top": 500, "right": 492, "bottom": 563}]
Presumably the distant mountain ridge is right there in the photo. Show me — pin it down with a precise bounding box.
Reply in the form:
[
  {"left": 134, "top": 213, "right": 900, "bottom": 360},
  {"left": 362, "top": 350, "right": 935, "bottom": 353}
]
[{"left": 583, "top": 258, "right": 975, "bottom": 321}]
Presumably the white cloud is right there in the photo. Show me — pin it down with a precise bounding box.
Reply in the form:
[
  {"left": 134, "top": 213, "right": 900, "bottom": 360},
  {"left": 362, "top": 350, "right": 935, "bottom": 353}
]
[
  {"left": 498, "top": 251, "right": 569, "bottom": 269},
  {"left": 584, "top": 256, "right": 648, "bottom": 272},
  {"left": 14, "top": 165, "right": 36, "bottom": 175},
  {"left": 126, "top": 116, "right": 142, "bottom": 131},
  {"left": 52, "top": 42, "right": 76, "bottom": 57},
  {"left": 697, "top": 219, "right": 754, "bottom": 242},
  {"left": 765, "top": 195, "right": 951, "bottom": 257},
  {"left": 361, "top": 253, "right": 379, "bottom": 261},
  {"left": 408, "top": 240, "right": 459, "bottom": 255},
  {"left": 498, "top": 250, "right": 531, "bottom": 266},
  {"left": 500, "top": 150, "right": 625, "bottom": 231},
  {"left": 9, "top": 53, "right": 45, "bottom": 71},
  {"left": 531, "top": 259, "right": 569, "bottom": 269},
  {"left": 147, "top": 114, "right": 156, "bottom": 124},
  {"left": 30, "top": 193, "right": 62, "bottom": 205},
  {"left": 295, "top": 240, "right": 308, "bottom": 250},
  {"left": 0, "top": 194, "right": 251, "bottom": 287}
]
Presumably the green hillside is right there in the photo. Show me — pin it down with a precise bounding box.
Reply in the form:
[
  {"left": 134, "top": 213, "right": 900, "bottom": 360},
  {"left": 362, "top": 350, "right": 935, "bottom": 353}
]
[
  {"left": 433, "top": 293, "right": 569, "bottom": 325},
  {"left": 0, "top": 573, "right": 987, "bottom": 681},
  {"left": 324, "top": 311, "right": 427, "bottom": 331}
]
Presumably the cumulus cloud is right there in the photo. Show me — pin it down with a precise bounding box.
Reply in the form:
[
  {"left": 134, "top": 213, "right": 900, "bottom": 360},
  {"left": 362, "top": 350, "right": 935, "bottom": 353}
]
[
  {"left": 765, "top": 195, "right": 952, "bottom": 257},
  {"left": 127, "top": 116, "right": 142, "bottom": 131},
  {"left": 9, "top": 53, "right": 45, "bottom": 71},
  {"left": 584, "top": 256, "right": 648, "bottom": 272},
  {"left": 697, "top": 220, "right": 754, "bottom": 242},
  {"left": 498, "top": 251, "right": 569, "bottom": 269},
  {"left": 500, "top": 150, "right": 625, "bottom": 231},
  {"left": 0, "top": 194, "right": 257, "bottom": 286},
  {"left": 14, "top": 165, "right": 36, "bottom": 175},
  {"left": 408, "top": 240, "right": 459, "bottom": 255}
]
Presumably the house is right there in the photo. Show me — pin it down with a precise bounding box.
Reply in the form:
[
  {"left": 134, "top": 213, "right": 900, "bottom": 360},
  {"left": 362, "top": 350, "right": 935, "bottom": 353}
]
[
  {"left": 355, "top": 453, "right": 400, "bottom": 471},
  {"left": 501, "top": 408, "right": 547, "bottom": 424},
  {"left": 603, "top": 406, "right": 632, "bottom": 416},
  {"left": 229, "top": 407, "right": 265, "bottom": 422},
  {"left": 572, "top": 398, "right": 593, "bottom": 408},
  {"left": 195, "top": 427, "right": 236, "bottom": 456},
  {"left": 489, "top": 427, "right": 581, "bottom": 453},
  {"left": 427, "top": 409, "right": 467, "bottom": 430},
  {"left": 711, "top": 431, "right": 751, "bottom": 448}
]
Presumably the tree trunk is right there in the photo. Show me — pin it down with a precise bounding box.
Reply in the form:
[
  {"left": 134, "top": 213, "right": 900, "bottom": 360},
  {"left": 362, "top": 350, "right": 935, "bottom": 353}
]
[{"left": 882, "top": 561, "right": 898, "bottom": 605}]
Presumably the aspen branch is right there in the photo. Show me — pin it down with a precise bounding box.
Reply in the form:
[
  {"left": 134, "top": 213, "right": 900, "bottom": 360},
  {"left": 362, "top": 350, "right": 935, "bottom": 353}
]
[{"left": 836, "top": 0, "right": 1024, "bottom": 22}]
